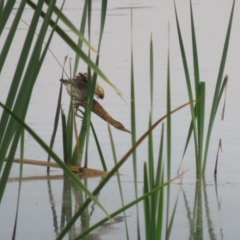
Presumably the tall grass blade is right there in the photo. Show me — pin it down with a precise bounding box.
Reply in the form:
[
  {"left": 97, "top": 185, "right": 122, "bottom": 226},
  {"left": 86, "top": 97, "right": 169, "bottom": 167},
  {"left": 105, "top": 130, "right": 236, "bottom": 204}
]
[
  {"left": 155, "top": 124, "right": 164, "bottom": 192},
  {"left": 154, "top": 124, "right": 165, "bottom": 239},
  {"left": 166, "top": 29, "right": 171, "bottom": 180},
  {"left": 130, "top": 8, "right": 137, "bottom": 190},
  {"left": 0, "top": 0, "right": 41, "bottom": 152},
  {"left": 166, "top": 29, "right": 172, "bottom": 235},
  {"left": 148, "top": 34, "right": 156, "bottom": 236},
  {"left": 144, "top": 162, "right": 152, "bottom": 240},
  {"left": 174, "top": 0, "right": 199, "bottom": 166},
  {"left": 197, "top": 82, "right": 205, "bottom": 172},
  {"left": 203, "top": 0, "right": 235, "bottom": 173},
  {"left": 130, "top": 9, "right": 141, "bottom": 239},
  {"left": 74, "top": 0, "right": 108, "bottom": 164},
  {"left": 81, "top": 0, "right": 93, "bottom": 167},
  {"left": 61, "top": 108, "right": 69, "bottom": 165},
  {"left": 190, "top": 0, "right": 200, "bottom": 98},
  {"left": 12, "top": 130, "right": 24, "bottom": 240},
  {"left": 0, "top": 0, "right": 26, "bottom": 73},
  {"left": 90, "top": 123, "right": 107, "bottom": 171},
  {"left": 190, "top": 0, "right": 203, "bottom": 173},
  {"left": 73, "top": 0, "right": 88, "bottom": 77},
  {"left": 83, "top": 0, "right": 106, "bottom": 168},
  {"left": 0, "top": 0, "right": 16, "bottom": 35},
  {"left": 66, "top": 93, "right": 74, "bottom": 163},
  {"left": 107, "top": 123, "right": 129, "bottom": 240},
  {"left": 156, "top": 171, "right": 165, "bottom": 239}
]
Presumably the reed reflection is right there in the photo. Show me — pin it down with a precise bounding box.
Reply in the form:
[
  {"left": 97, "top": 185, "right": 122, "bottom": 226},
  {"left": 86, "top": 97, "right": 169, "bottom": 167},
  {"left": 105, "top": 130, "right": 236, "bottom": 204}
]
[
  {"left": 182, "top": 178, "right": 222, "bottom": 240},
  {"left": 47, "top": 175, "right": 101, "bottom": 240}
]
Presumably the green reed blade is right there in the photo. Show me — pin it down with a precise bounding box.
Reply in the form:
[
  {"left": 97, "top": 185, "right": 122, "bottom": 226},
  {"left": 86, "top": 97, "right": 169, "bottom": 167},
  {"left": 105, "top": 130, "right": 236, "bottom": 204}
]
[
  {"left": 144, "top": 162, "right": 153, "bottom": 240},
  {"left": 130, "top": 9, "right": 137, "bottom": 188},
  {"left": 156, "top": 171, "right": 165, "bottom": 239},
  {"left": 11, "top": 129, "right": 24, "bottom": 240},
  {"left": 190, "top": 0, "right": 200, "bottom": 98},
  {"left": 179, "top": 117, "right": 194, "bottom": 173},
  {"left": 155, "top": 124, "right": 164, "bottom": 188},
  {"left": 0, "top": 0, "right": 25, "bottom": 74},
  {"left": 203, "top": 0, "right": 235, "bottom": 173},
  {"left": 166, "top": 33, "right": 172, "bottom": 236},
  {"left": 197, "top": 82, "right": 205, "bottom": 171},
  {"left": 0, "top": 0, "right": 30, "bottom": 147},
  {"left": 0, "top": 0, "right": 16, "bottom": 35},
  {"left": 0, "top": 0, "right": 4, "bottom": 32},
  {"left": 155, "top": 124, "right": 165, "bottom": 239},
  {"left": 148, "top": 34, "right": 154, "bottom": 187},
  {"left": 166, "top": 36, "right": 171, "bottom": 180},
  {"left": 174, "top": 0, "right": 199, "bottom": 169},
  {"left": 90, "top": 122, "right": 107, "bottom": 171},
  {"left": 74, "top": 0, "right": 108, "bottom": 164},
  {"left": 73, "top": 0, "right": 88, "bottom": 77},
  {"left": 150, "top": 33, "right": 154, "bottom": 109},
  {"left": 80, "top": 0, "right": 93, "bottom": 167},
  {"left": 190, "top": 0, "right": 204, "bottom": 171},
  {"left": 107, "top": 123, "right": 130, "bottom": 239},
  {"left": 148, "top": 35, "right": 156, "bottom": 236},
  {"left": 61, "top": 108, "right": 69, "bottom": 165},
  {"left": 130, "top": 10, "right": 141, "bottom": 239}
]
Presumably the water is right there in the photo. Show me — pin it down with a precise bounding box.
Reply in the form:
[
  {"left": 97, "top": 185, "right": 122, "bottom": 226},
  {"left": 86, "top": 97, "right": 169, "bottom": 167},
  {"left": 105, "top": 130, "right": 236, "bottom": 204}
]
[{"left": 0, "top": 0, "right": 240, "bottom": 239}]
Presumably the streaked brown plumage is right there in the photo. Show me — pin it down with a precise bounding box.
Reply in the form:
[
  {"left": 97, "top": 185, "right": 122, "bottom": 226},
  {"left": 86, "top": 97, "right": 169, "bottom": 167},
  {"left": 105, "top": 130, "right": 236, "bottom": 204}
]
[{"left": 60, "top": 72, "right": 131, "bottom": 133}]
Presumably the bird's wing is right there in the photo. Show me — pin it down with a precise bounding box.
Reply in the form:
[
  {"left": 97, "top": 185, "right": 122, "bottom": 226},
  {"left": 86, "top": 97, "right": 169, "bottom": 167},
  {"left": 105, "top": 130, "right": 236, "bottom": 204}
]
[{"left": 75, "top": 72, "right": 105, "bottom": 100}]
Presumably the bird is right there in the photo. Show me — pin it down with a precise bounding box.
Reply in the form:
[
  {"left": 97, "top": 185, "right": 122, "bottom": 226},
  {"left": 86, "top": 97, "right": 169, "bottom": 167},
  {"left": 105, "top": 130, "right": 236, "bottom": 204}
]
[{"left": 60, "top": 72, "right": 131, "bottom": 133}]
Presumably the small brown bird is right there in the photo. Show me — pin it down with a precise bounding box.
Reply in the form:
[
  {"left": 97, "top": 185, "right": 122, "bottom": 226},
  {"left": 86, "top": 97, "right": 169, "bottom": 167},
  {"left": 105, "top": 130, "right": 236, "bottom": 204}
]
[{"left": 60, "top": 72, "right": 131, "bottom": 133}]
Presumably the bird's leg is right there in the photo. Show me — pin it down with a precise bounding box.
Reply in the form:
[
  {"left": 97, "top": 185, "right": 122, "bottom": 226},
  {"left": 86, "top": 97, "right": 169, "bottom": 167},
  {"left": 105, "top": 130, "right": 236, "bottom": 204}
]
[{"left": 74, "top": 104, "right": 84, "bottom": 119}]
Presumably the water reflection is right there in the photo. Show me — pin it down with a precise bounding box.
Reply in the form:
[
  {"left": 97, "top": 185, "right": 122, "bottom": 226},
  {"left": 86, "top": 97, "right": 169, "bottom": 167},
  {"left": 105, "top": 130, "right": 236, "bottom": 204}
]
[
  {"left": 47, "top": 178, "right": 59, "bottom": 236},
  {"left": 6, "top": 171, "right": 227, "bottom": 239},
  {"left": 46, "top": 174, "right": 130, "bottom": 239},
  {"left": 47, "top": 176, "right": 99, "bottom": 239},
  {"left": 182, "top": 178, "right": 222, "bottom": 240}
]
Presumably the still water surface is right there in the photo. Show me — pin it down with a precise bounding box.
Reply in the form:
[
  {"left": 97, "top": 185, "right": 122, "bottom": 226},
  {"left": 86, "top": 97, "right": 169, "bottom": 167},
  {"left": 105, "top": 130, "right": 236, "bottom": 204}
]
[{"left": 0, "top": 0, "right": 240, "bottom": 239}]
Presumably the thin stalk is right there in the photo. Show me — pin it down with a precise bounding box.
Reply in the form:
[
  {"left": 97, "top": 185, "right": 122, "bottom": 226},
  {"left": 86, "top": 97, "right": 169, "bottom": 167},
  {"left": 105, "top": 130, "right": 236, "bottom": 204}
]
[
  {"left": 166, "top": 30, "right": 172, "bottom": 237},
  {"left": 107, "top": 123, "right": 129, "bottom": 240},
  {"left": 130, "top": 9, "right": 141, "bottom": 240}
]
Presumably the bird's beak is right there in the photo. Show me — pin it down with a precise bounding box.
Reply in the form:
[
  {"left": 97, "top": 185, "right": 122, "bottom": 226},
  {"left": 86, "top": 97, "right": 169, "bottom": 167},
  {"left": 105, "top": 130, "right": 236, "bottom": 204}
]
[{"left": 60, "top": 79, "right": 69, "bottom": 85}]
